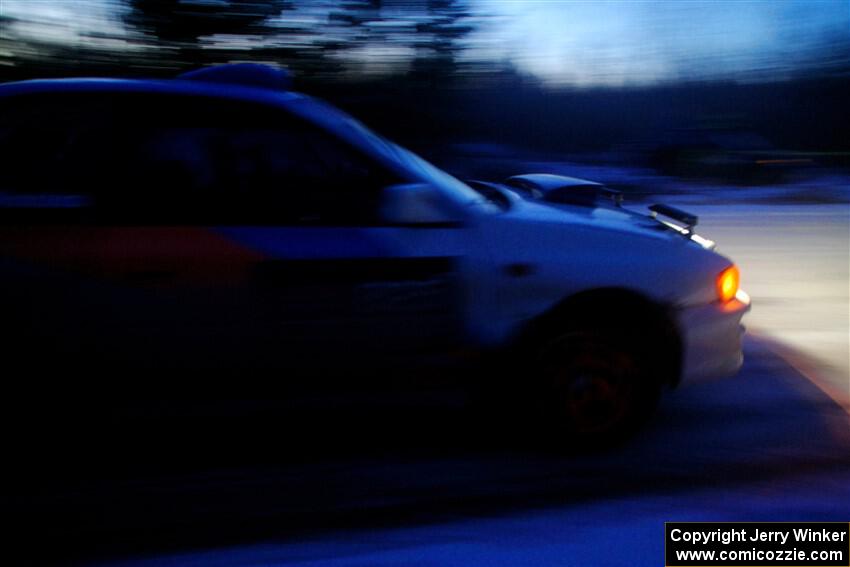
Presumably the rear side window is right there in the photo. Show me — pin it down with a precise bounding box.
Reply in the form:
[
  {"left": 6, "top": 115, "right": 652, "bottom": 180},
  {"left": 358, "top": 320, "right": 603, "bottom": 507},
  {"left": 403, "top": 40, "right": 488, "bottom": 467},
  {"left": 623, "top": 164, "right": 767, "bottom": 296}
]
[
  {"left": 0, "top": 91, "right": 399, "bottom": 225},
  {"left": 0, "top": 99, "right": 94, "bottom": 220}
]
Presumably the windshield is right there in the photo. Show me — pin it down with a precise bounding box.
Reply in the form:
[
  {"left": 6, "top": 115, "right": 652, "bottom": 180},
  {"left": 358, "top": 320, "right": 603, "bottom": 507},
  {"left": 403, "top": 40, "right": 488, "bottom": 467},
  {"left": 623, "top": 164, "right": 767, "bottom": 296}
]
[{"left": 287, "top": 96, "right": 491, "bottom": 209}]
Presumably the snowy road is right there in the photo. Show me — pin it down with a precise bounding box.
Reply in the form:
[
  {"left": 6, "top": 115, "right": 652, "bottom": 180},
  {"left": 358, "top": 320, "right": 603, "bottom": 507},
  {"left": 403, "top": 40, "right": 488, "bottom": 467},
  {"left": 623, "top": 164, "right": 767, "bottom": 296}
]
[
  {"left": 14, "top": 337, "right": 850, "bottom": 566},
  {"left": 676, "top": 203, "right": 849, "bottom": 411},
  {"left": 9, "top": 198, "right": 848, "bottom": 567}
]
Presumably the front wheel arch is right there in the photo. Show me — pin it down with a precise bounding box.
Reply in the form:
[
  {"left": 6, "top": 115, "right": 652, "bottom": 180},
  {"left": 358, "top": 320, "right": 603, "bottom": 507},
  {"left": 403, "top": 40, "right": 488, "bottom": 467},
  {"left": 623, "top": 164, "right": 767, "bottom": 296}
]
[{"left": 517, "top": 287, "right": 683, "bottom": 389}]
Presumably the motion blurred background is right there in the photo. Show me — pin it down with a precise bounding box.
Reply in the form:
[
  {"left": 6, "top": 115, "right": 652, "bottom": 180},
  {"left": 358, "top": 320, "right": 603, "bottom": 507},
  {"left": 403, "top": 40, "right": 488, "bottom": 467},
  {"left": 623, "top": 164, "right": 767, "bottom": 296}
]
[
  {"left": 2, "top": 0, "right": 849, "bottom": 168},
  {"left": 0, "top": 0, "right": 850, "bottom": 407},
  {"left": 2, "top": 0, "right": 849, "bottom": 180},
  {"left": 3, "top": 3, "right": 849, "bottom": 565},
  {"left": 4, "top": 0, "right": 845, "bottom": 402}
]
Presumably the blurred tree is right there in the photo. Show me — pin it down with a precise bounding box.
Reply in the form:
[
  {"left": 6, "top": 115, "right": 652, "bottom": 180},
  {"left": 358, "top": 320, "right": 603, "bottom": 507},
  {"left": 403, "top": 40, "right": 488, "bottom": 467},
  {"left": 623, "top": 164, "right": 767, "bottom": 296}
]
[
  {"left": 122, "top": 0, "right": 478, "bottom": 81},
  {"left": 127, "top": 0, "right": 287, "bottom": 44},
  {"left": 409, "top": 0, "right": 474, "bottom": 84},
  {"left": 322, "top": 0, "right": 474, "bottom": 82}
]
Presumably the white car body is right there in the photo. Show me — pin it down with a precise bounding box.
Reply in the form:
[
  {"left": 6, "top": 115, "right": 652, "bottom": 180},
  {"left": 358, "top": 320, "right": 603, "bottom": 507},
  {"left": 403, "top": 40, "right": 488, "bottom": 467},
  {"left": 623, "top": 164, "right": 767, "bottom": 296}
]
[{"left": 0, "top": 64, "right": 749, "bottom": 400}]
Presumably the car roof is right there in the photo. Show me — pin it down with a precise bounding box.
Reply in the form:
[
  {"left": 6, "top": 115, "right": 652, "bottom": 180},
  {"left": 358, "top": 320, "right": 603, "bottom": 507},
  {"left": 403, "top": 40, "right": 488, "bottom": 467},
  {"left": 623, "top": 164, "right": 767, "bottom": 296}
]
[
  {"left": 0, "top": 65, "right": 394, "bottom": 163},
  {"left": 0, "top": 65, "right": 492, "bottom": 208},
  {"left": 0, "top": 75, "right": 304, "bottom": 108},
  {"left": 0, "top": 64, "right": 337, "bottom": 129}
]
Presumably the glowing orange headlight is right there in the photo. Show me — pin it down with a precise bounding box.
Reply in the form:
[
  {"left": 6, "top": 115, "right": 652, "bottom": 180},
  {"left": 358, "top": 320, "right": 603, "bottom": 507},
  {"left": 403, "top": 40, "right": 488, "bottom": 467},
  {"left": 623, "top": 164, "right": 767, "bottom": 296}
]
[{"left": 716, "top": 265, "right": 739, "bottom": 303}]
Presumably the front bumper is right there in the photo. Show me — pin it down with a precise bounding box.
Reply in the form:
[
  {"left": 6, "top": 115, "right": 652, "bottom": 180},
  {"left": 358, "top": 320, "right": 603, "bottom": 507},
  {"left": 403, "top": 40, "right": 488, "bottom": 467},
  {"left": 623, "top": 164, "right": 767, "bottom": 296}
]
[{"left": 676, "top": 289, "right": 751, "bottom": 384}]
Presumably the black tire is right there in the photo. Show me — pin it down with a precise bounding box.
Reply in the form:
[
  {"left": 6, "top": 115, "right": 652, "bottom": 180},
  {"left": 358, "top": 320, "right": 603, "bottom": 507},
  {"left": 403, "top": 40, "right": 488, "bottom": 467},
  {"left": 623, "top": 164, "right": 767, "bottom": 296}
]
[{"left": 531, "top": 326, "right": 662, "bottom": 447}]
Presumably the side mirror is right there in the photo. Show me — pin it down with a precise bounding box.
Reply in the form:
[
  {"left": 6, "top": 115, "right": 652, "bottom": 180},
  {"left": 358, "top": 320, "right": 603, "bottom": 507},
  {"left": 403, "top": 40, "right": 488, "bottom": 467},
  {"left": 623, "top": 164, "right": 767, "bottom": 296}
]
[{"left": 379, "top": 183, "right": 458, "bottom": 225}]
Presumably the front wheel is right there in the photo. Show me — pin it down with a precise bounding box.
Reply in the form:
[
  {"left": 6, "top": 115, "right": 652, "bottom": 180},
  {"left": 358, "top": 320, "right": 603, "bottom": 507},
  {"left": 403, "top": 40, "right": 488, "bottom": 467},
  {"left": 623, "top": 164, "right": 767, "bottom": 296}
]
[{"left": 533, "top": 329, "right": 661, "bottom": 446}]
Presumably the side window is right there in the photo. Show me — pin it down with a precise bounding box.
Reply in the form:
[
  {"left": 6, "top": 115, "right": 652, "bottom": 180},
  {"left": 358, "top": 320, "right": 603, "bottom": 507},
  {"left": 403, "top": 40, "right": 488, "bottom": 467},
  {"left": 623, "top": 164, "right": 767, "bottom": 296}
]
[
  {"left": 0, "top": 93, "right": 400, "bottom": 225},
  {"left": 0, "top": 100, "right": 96, "bottom": 221},
  {"left": 90, "top": 94, "right": 397, "bottom": 225},
  {"left": 217, "top": 125, "right": 392, "bottom": 223},
  {"left": 86, "top": 124, "right": 221, "bottom": 221}
]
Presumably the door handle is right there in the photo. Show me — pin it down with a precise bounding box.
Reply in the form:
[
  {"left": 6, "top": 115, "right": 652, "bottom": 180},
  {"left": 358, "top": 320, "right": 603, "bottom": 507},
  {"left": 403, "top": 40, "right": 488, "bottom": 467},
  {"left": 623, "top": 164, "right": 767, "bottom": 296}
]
[{"left": 121, "top": 269, "right": 177, "bottom": 282}]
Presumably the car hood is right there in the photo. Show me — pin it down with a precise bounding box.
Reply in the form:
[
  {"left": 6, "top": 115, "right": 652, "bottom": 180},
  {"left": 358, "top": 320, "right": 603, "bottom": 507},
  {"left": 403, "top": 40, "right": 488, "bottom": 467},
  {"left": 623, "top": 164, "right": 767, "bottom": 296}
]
[
  {"left": 476, "top": 193, "right": 731, "bottom": 312},
  {"left": 493, "top": 189, "right": 714, "bottom": 249}
]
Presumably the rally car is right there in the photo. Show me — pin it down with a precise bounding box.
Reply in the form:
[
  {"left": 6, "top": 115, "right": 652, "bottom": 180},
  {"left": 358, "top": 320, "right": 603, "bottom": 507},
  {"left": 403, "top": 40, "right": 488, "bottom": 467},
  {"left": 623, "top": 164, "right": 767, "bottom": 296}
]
[{"left": 0, "top": 64, "right": 749, "bottom": 441}]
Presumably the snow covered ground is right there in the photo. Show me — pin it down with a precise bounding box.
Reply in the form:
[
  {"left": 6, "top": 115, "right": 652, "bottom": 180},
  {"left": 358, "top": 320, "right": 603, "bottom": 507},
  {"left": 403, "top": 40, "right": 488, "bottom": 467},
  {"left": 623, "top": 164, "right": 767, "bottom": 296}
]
[
  {"left": 85, "top": 339, "right": 850, "bottom": 567},
  {"left": 673, "top": 203, "right": 849, "bottom": 410},
  {"left": 19, "top": 150, "right": 848, "bottom": 567}
]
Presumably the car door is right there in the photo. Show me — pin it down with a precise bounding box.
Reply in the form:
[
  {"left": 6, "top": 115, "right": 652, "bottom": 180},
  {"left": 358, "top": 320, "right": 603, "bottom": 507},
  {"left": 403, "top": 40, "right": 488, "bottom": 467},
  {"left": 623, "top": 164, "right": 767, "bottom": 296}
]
[
  {"left": 0, "top": 91, "right": 470, "bottom": 385},
  {"left": 0, "top": 92, "right": 269, "bottom": 376},
  {"left": 0, "top": 96, "right": 103, "bottom": 373},
  {"left": 205, "top": 104, "right": 471, "bottom": 382}
]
